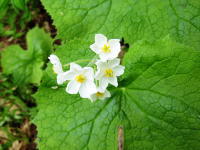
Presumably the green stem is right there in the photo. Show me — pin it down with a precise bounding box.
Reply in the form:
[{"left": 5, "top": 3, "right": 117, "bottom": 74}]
[
  {"left": 87, "top": 55, "right": 98, "bottom": 67},
  {"left": 63, "top": 55, "right": 98, "bottom": 67},
  {"left": 63, "top": 59, "right": 91, "bottom": 67}
]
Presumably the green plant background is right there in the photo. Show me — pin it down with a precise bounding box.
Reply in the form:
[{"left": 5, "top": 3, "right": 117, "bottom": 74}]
[
  {"left": 31, "top": 0, "right": 200, "bottom": 150},
  {"left": 1, "top": 0, "right": 200, "bottom": 149}
]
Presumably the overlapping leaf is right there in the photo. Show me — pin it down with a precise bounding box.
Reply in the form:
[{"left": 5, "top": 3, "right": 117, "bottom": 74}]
[
  {"left": 34, "top": 37, "right": 200, "bottom": 150},
  {"left": 1, "top": 27, "right": 52, "bottom": 85},
  {"left": 42, "top": 0, "right": 200, "bottom": 49}
]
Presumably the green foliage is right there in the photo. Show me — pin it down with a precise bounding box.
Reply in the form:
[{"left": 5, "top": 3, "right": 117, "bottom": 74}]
[
  {"left": 0, "top": 0, "right": 9, "bottom": 18},
  {"left": 0, "top": 74, "right": 28, "bottom": 126},
  {"left": 41, "top": 0, "right": 200, "bottom": 50},
  {"left": 0, "top": 73, "right": 30, "bottom": 149},
  {"left": 11, "top": 0, "right": 29, "bottom": 10},
  {"left": 33, "top": 38, "right": 200, "bottom": 150},
  {"left": 1, "top": 27, "right": 53, "bottom": 85},
  {"left": 33, "top": 0, "right": 200, "bottom": 149},
  {"left": 0, "top": 0, "right": 31, "bottom": 37}
]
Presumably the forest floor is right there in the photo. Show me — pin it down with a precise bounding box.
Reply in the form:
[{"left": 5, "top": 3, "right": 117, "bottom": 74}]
[{"left": 0, "top": 1, "right": 56, "bottom": 149}]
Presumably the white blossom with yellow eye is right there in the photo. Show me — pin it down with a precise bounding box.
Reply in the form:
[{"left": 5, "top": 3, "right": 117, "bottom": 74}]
[
  {"left": 48, "top": 54, "right": 67, "bottom": 85},
  {"left": 95, "top": 58, "right": 125, "bottom": 91},
  {"left": 62, "top": 63, "right": 96, "bottom": 98},
  {"left": 89, "top": 89, "right": 111, "bottom": 102},
  {"left": 90, "top": 34, "right": 121, "bottom": 61}
]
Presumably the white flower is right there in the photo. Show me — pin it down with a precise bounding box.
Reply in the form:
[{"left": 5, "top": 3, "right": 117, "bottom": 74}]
[
  {"left": 61, "top": 63, "right": 96, "bottom": 98},
  {"left": 48, "top": 54, "right": 67, "bottom": 85},
  {"left": 48, "top": 54, "right": 63, "bottom": 74},
  {"left": 95, "top": 58, "right": 125, "bottom": 91},
  {"left": 90, "top": 34, "right": 121, "bottom": 61},
  {"left": 89, "top": 89, "right": 111, "bottom": 102}
]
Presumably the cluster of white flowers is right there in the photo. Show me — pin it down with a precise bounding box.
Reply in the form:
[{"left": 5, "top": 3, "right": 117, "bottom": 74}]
[{"left": 48, "top": 34, "right": 125, "bottom": 102}]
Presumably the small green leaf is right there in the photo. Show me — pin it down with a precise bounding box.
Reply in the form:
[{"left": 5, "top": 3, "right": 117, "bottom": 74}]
[
  {"left": 27, "top": 27, "right": 53, "bottom": 60},
  {"left": 0, "top": 0, "right": 9, "bottom": 19},
  {"left": 1, "top": 27, "right": 53, "bottom": 85},
  {"left": 11, "top": 0, "right": 27, "bottom": 10}
]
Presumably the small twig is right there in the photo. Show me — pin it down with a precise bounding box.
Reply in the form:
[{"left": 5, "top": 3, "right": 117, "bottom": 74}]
[
  {"left": 0, "top": 136, "right": 10, "bottom": 142},
  {"left": 118, "top": 126, "right": 124, "bottom": 150},
  {"left": 63, "top": 59, "right": 91, "bottom": 67},
  {"left": 86, "top": 55, "right": 98, "bottom": 67}
]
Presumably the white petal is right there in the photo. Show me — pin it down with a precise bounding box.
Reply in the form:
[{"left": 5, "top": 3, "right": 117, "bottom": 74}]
[
  {"left": 108, "top": 77, "right": 118, "bottom": 87},
  {"left": 64, "top": 71, "right": 77, "bottom": 80},
  {"left": 103, "top": 52, "right": 118, "bottom": 61},
  {"left": 108, "top": 39, "right": 120, "bottom": 45},
  {"left": 96, "top": 60, "right": 106, "bottom": 69},
  {"left": 90, "top": 43, "right": 101, "bottom": 54},
  {"left": 79, "top": 81, "right": 97, "bottom": 98},
  {"left": 57, "top": 71, "right": 77, "bottom": 84},
  {"left": 70, "top": 63, "right": 82, "bottom": 71},
  {"left": 95, "top": 69, "right": 104, "bottom": 80},
  {"left": 98, "top": 90, "right": 111, "bottom": 100},
  {"left": 99, "top": 78, "right": 109, "bottom": 91},
  {"left": 48, "top": 54, "right": 63, "bottom": 74},
  {"left": 109, "top": 39, "right": 120, "bottom": 52},
  {"left": 95, "top": 34, "right": 107, "bottom": 47},
  {"left": 48, "top": 54, "right": 60, "bottom": 64},
  {"left": 66, "top": 80, "right": 81, "bottom": 94},
  {"left": 96, "top": 87, "right": 105, "bottom": 93},
  {"left": 89, "top": 94, "right": 97, "bottom": 102},
  {"left": 83, "top": 67, "right": 94, "bottom": 81},
  {"left": 99, "top": 52, "right": 119, "bottom": 61},
  {"left": 99, "top": 53, "right": 110, "bottom": 62},
  {"left": 53, "top": 64, "right": 63, "bottom": 74},
  {"left": 108, "top": 58, "right": 120, "bottom": 67},
  {"left": 108, "top": 39, "right": 121, "bottom": 58},
  {"left": 113, "top": 65, "right": 125, "bottom": 76},
  {"left": 104, "top": 90, "right": 111, "bottom": 98},
  {"left": 57, "top": 74, "right": 66, "bottom": 85}
]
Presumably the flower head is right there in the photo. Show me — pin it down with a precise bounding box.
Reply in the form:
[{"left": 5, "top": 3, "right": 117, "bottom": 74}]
[
  {"left": 49, "top": 54, "right": 67, "bottom": 85},
  {"left": 95, "top": 58, "right": 125, "bottom": 91},
  {"left": 48, "top": 34, "right": 125, "bottom": 102},
  {"left": 48, "top": 54, "right": 63, "bottom": 74},
  {"left": 62, "top": 63, "right": 96, "bottom": 98},
  {"left": 90, "top": 34, "right": 121, "bottom": 61},
  {"left": 89, "top": 89, "right": 111, "bottom": 102}
]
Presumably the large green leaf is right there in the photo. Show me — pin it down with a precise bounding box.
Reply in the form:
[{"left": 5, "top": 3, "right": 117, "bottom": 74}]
[
  {"left": 34, "top": 0, "right": 200, "bottom": 149},
  {"left": 33, "top": 37, "right": 200, "bottom": 150},
  {"left": 1, "top": 27, "right": 52, "bottom": 85},
  {"left": 42, "top": 0, "right": 200, "bottom": 49}
]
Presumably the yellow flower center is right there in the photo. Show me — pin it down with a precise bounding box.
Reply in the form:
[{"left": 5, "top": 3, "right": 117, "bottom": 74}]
[
  {"left": 52, "top": 67, "right": 57, "bottom": 74},
  {"left": 75, "top": 74, "right": 86, "bottom": 83},
  {"left": 104, "top": 69, "right": 114, "bottom": 77},
  {"left": 96, "top": 92, "right": 104, "bottom": 97},
  {"left": 102, "top": 44, "right": 111, "bottom": 53}
]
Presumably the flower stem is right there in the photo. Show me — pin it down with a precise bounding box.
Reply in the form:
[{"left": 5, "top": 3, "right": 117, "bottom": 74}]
[
  {"left": 87, "top": 55, "right": 98, "bottom": 67},
  {"left": 63, "top": 59, "right": 91, "bottom": 67},
  {"left": 63, "top": 55, "right": 98, "bottom": 67}
]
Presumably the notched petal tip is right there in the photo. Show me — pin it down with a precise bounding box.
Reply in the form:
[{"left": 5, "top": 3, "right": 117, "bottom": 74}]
[
  {"left": 94, "top": 34, "right": 107, "bottom": 47},
  {"left": 49, "top": 54, "right": 60, "bottom": 64},
  {"left": 49, "top": 54, "right": 63, "bottom": 74},
  {"left": 95, "top": 33, "right": 107, "bottom": 41}
]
